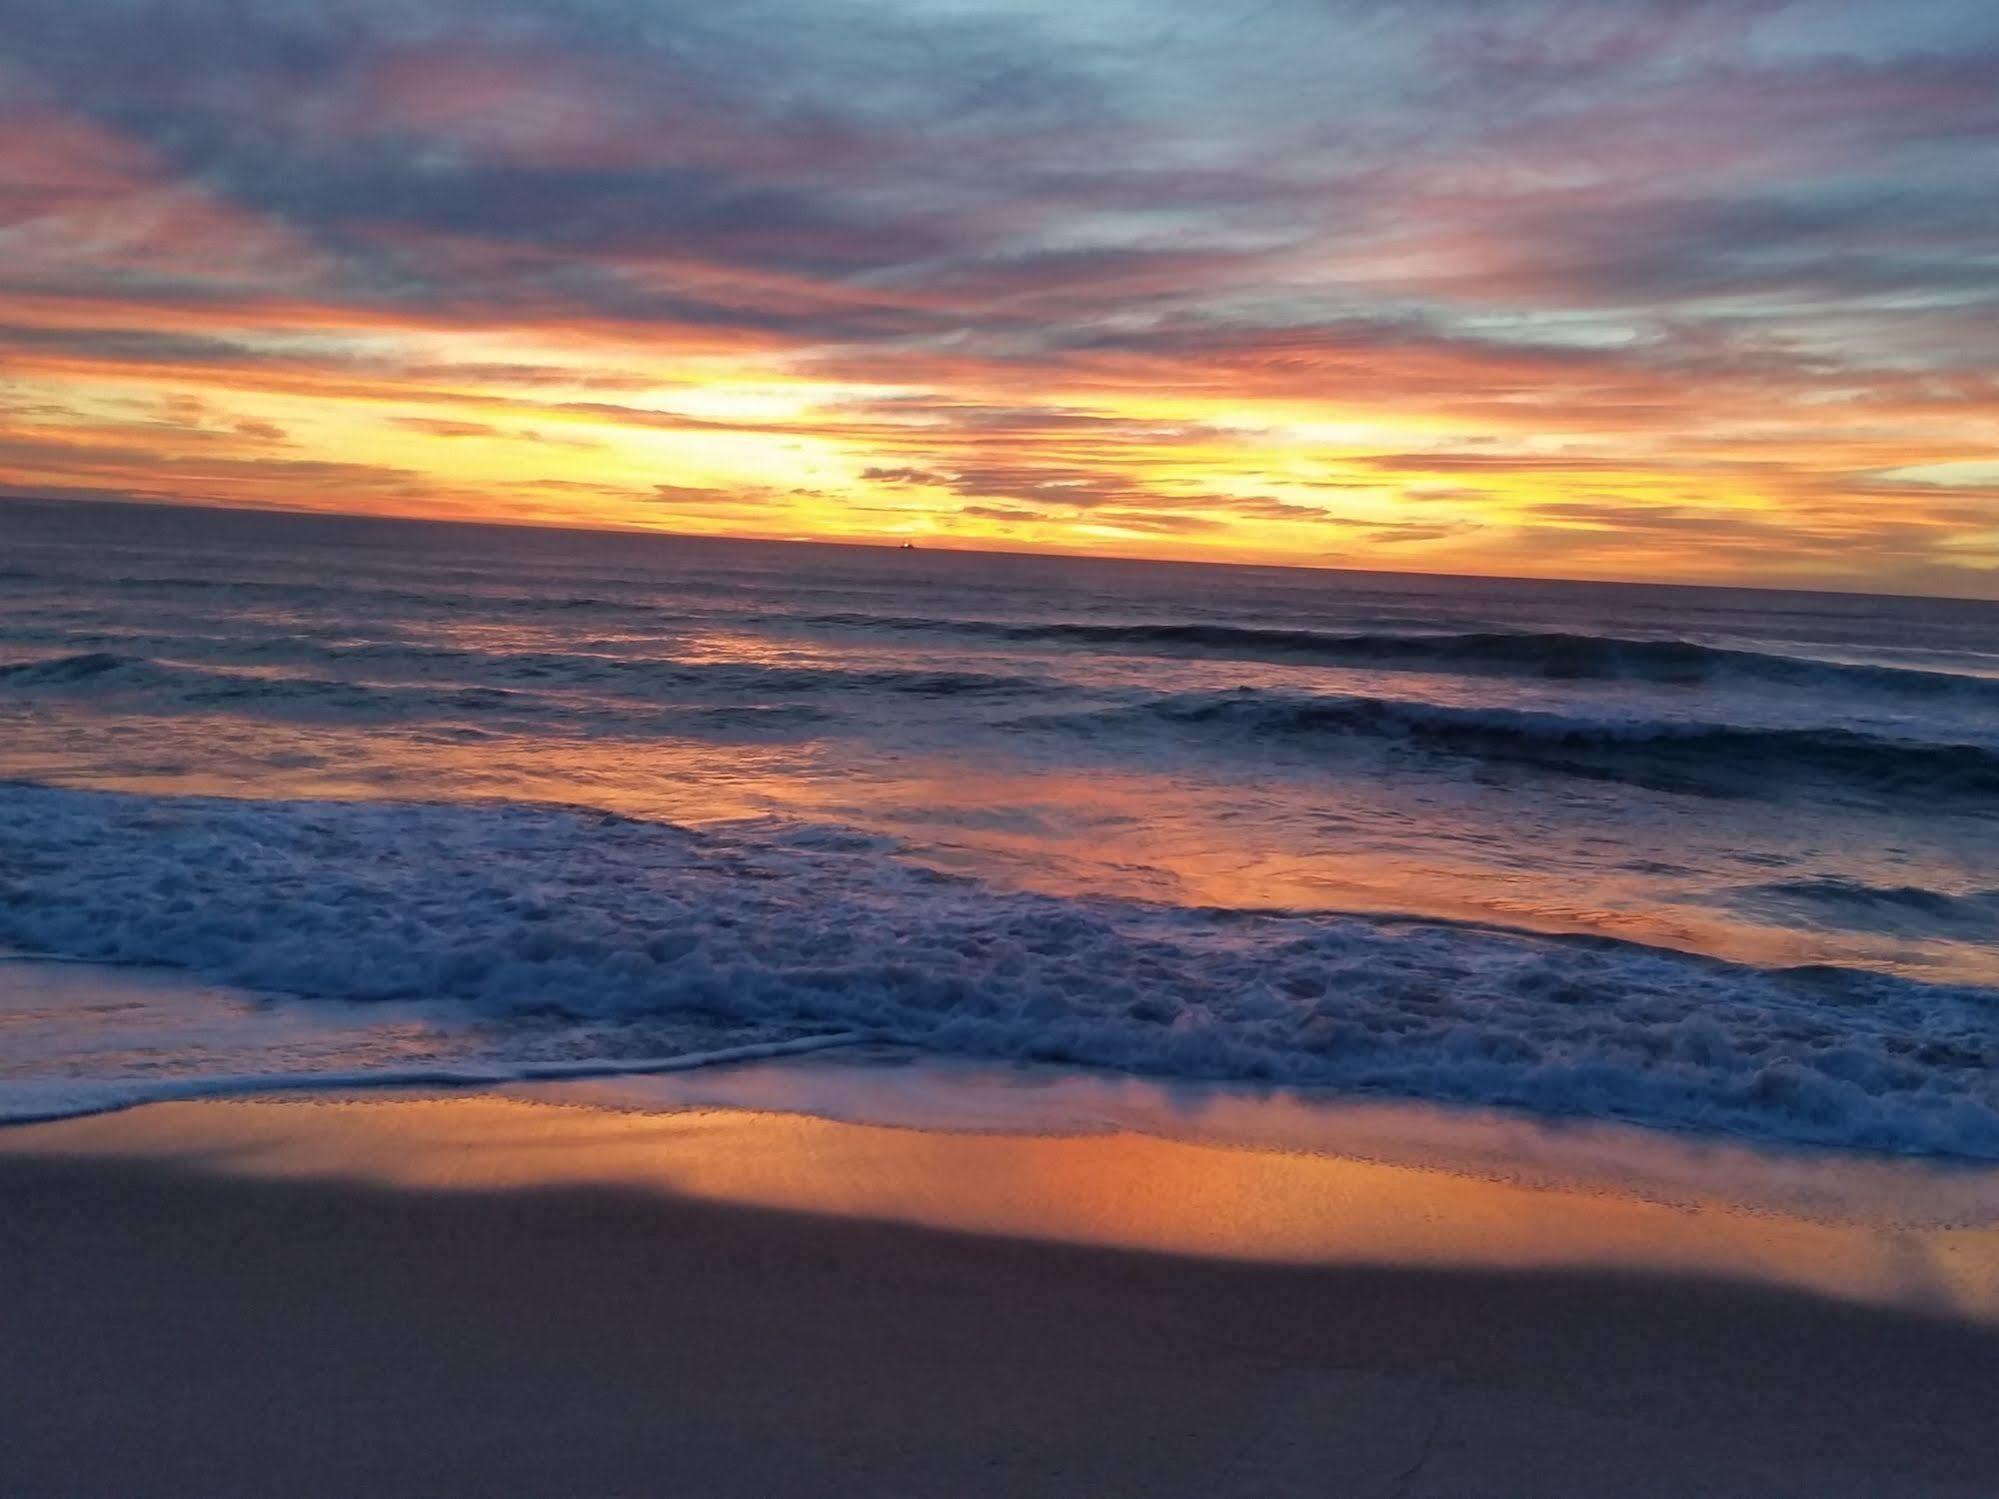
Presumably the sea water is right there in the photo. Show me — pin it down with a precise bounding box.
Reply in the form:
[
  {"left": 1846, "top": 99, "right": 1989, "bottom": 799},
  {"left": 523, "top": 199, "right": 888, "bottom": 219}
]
[{"left": 2, "top": 498, "right": 1995, "bottom": 1152}]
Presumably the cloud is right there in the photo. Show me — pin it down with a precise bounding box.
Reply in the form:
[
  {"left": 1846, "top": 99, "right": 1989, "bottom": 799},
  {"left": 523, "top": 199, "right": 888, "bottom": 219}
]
[
  {"left": 393, "top": 417, "right": 498, "bottom": 438},
  {"left": 2, "top": 0, "right": 1997, "bottom": 591},
  {"left": 1088, "top": 509, "right": 1226, "bottom": 535},
  {"left": 861, "top": 466, "right": 949, "bottom": 485},
  {"left": 1356, "top": 451, "right": 1632, "bottom": 474},
  {"left": 957, "top": 503, "right": 1045, "bottom": 522}
]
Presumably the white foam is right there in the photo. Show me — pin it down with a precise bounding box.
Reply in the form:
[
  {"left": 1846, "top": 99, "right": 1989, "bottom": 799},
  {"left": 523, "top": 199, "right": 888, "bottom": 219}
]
[
  {"left": 0, "top": 1031, "right": 866, "bottom": 1126},
  {"left": 0, "top": 952, "right": 846, "bottom": 1125},
  {"left": 2, "top": 785, "right": 1995, "bottom": 1156}
]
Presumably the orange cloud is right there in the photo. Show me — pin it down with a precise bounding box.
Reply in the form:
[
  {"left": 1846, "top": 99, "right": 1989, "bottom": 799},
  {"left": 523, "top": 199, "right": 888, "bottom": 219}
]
[{"left": 2, "top": 0, "right": 1996, "bottom": 595}]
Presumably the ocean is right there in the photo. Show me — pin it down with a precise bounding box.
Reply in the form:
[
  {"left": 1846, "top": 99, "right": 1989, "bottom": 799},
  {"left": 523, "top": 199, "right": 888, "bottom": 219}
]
[{"left": 3, "top": 498, "right": 1995, "bottom": 1153}]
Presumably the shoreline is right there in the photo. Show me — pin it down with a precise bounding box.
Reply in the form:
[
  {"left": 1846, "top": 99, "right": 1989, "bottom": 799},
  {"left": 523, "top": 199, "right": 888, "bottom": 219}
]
[
  {"left": 5, "top": 1085, "right": 1998, "bottom": 1496},
  {"left": 8, "top": 952, "right": 1999, "bottom": 1168},
  {"left": 11, "top": 1049, "right": 1999, "bottom": 1312}
]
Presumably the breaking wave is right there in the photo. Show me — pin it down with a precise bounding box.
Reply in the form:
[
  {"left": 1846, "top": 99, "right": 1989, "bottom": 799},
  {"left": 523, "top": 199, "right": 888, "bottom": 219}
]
[
  {"left": 1725, "top": 879, "right": 1999, "bottom": 939},
  {"left": 2, "top": 784, "right": 1994, "bottom": 1155},
  {"left": 0, "top": 650, "right": 1053, "bottom": 727},
  {"left": 1041, "top": 689, "right": 1999, "bottom": 800},
  {"left": 0, "top": 651, "right": 134, "bottom": 684},
  {"left": 12, "top": 649, "right": 1997, "bottom": 802},
  {"left": 804, "top": 614, "right": 1999, "bottom": 699}
]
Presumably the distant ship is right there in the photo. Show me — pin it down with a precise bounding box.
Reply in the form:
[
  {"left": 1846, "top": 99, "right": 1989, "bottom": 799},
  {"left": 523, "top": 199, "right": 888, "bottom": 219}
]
[{"left": 899, "top": 540, "right": 916, "bottom": 550}]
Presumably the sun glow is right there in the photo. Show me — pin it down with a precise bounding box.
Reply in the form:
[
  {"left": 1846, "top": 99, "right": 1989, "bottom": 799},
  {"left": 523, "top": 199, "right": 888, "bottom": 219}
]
[{"left": 3, "top": 0, "right": 1996, "bottom": 593}]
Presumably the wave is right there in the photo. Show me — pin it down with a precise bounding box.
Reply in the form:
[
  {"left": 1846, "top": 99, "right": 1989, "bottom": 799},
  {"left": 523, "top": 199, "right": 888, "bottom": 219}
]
[
  {"left": 801, "top": 613, "right": 1999, "bottom": 699},
  {"left": 74, "top": 572, "right": 678, "bottom": 619},
  {"left": 13, "top": 649, "right": 1995, "bottom": 801},
  {"left": 0, "top": 1033, "right": 866, "bottom": 1129},
  {"left": 1038, "top": 689, "right": 1999, "bottom": 800},
  {"left": 1725, "top": 878, "right": 1999, "bottom": 939},
  {"left": 1, "top": 651, "right": 534, "bottom": 717},
  {"left": 2, "top": 785, "right": 1994, "bottom": 1155},
  {"left": 0, "top": 650, "right": 1050, "bottom": 736},
  {"left": 300, "top": 645, "right": 1054, "bottom": 700},
  {"left": 0, "top": 651, "right": 135, "bottom": 684},
  {"left": 0, "top": 649, "right": 1049, "bottom": 698}
]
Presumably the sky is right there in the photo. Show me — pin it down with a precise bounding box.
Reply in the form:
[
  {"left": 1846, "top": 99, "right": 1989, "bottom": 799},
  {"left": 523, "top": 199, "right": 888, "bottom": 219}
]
[{"left": 2, "top": 0, "right": 1996, "bottom": 594}]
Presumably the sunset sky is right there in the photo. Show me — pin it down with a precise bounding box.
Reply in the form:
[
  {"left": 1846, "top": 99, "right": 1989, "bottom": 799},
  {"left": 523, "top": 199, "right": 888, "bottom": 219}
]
[{"left": 2, "top": 0, "right": 1996, "bottom": 593}]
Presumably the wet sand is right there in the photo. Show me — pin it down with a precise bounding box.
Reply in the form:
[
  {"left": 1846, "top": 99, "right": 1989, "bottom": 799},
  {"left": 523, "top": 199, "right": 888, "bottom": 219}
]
[{"left": 3, "top": 1089, "right": 1996, "bottom": 1498}]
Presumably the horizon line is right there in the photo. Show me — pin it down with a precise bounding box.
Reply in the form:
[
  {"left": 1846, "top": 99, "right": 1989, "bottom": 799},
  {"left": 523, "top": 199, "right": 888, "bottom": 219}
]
[{"left": 5, "top": 490, "right": 1995, "bottom": 608}]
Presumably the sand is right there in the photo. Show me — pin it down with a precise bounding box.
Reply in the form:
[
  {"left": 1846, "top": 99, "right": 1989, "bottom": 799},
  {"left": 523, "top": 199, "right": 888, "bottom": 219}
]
[{"left": 3, "top": 1086, "right": 1996, "bottom": 1498}]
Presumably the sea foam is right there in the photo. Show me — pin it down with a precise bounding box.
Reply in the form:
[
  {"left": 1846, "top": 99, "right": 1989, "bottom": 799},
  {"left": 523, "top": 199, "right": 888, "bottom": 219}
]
[{"left": 3, "top": 784, "right": 1993, "bottom": 1155}]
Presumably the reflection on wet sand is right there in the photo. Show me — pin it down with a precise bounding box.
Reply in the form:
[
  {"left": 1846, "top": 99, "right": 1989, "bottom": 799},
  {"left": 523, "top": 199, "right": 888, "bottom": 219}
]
[{"left": 9, "top": 1063, "right": 1996, "bottom": 1325}]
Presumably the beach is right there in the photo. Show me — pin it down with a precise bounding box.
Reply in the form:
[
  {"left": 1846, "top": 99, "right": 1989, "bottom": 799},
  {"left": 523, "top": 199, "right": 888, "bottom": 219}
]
[
  {"left": 6, "top": 1066, "right": 1997, "bottom": 1499},
  {"left": 4, "top": 507, "right": 1998, "bottom": 1497},
  {"left": 9, "top": 1, "right": 1999, "bottom": 1489}
]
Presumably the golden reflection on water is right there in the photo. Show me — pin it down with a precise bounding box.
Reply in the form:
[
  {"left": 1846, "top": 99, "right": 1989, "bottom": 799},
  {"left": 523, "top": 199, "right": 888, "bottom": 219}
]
[
  {"left": 9, "top": 692, "right": 1995, "bottom": 983},
  {"left": 9, "top": 1090, "right": 1996, "bottom": 1324}
]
